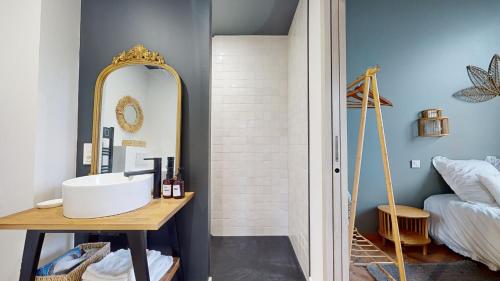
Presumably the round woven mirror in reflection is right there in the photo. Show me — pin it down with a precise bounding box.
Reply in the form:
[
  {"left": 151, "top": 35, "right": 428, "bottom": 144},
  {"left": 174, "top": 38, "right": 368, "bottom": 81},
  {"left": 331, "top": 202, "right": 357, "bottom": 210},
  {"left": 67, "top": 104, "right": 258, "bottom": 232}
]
[{"left": 115, "top": 95, "right": 144, "bottom": 133}]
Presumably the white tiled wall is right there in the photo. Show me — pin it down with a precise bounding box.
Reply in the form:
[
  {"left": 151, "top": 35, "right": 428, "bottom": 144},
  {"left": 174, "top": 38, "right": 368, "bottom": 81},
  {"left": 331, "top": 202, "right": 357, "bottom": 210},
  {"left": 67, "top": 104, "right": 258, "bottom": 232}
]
[
  {"left": 211, "top": 36, "right": 289, "bottom": 236},
  {"left": 288, "top": 0, "right": 309, "bottom": 275}
]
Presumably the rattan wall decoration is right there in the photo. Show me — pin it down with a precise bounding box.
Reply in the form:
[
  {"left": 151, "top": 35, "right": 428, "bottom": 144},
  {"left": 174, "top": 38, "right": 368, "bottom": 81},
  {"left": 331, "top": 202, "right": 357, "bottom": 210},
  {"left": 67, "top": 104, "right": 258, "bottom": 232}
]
[
  {"left": 115, "top": 95, "right": 144, "bottom": 133},
  {"left": 453, "top": 54, "right": 500, "bottom": 103}
]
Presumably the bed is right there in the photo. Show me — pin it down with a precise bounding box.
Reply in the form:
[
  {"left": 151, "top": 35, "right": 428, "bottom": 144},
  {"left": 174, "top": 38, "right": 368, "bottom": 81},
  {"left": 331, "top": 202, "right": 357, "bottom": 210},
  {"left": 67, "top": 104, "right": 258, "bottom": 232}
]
[{"left": 424, "top": 194, "right": 500, "bottom": 271}]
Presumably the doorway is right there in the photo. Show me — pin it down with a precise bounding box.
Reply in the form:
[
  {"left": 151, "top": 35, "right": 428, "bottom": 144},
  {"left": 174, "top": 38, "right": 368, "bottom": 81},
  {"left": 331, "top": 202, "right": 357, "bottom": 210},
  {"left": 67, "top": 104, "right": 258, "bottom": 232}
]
[{"left": 209, "top": 0, "right": 310, "bottom": 280}]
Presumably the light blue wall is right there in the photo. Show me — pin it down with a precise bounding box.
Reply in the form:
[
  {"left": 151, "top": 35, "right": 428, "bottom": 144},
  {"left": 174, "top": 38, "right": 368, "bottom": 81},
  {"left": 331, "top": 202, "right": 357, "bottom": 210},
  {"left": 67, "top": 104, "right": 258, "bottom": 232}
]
[{"left": 347, "top": 0, "right": 500, "bottom": 232}]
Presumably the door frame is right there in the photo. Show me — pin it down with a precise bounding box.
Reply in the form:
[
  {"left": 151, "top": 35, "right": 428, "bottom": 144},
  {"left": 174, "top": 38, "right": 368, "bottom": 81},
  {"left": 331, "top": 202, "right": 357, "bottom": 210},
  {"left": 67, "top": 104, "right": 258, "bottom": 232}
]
[
  {"left": 330, "top": 0, "right": 349, "bottom": 280},
  {"left": 308, "top": 0, "right": 348, "bottom": 280}
]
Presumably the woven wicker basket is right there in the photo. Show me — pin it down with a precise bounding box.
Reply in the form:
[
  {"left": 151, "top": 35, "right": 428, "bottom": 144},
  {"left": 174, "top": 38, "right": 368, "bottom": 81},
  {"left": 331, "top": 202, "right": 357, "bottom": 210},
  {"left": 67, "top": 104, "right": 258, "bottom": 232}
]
[{"left": 35, "top": 242, "right": 110, "bottom": 281}]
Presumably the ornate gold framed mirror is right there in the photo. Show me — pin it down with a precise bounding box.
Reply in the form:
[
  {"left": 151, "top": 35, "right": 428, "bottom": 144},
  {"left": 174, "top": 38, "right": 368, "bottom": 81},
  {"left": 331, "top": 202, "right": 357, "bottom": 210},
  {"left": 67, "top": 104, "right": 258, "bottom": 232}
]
[{"left": 91, "top": 44, "right": 182, "bottom": 175}]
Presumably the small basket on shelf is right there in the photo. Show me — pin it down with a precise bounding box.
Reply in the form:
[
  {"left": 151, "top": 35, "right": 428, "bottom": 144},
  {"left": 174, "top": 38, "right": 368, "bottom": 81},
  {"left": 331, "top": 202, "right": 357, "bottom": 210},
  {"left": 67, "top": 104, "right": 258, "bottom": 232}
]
[
  {"left": 418, "top": 109, "right": 449, "bottom": 137},
  {"left": 35, "top": 242, "right": 110, "bottom": 281}
]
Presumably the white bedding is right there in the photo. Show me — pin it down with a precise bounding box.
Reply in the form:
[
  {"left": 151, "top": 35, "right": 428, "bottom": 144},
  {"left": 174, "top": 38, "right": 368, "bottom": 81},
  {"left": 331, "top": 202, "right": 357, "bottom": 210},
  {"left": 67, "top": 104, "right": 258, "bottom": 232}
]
[{"left": 424, "top": 194, "right": 500, "bottom": 271}]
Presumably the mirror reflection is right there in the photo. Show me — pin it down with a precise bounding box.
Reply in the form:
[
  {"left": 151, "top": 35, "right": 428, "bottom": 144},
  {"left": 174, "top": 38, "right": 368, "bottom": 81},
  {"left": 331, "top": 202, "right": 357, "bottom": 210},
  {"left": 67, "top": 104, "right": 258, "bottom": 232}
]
[
  {"left": 98, "top": 64, "right": 180, "bottom": 174},
  {"left": 124, "top": 105, "right": 137, "bottom": 124}
]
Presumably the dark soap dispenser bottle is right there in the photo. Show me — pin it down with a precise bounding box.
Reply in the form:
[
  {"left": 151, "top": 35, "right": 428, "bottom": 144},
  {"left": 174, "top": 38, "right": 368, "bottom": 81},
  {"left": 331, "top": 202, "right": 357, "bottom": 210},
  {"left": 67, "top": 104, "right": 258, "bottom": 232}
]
[
  {"left": 173, "top": 168, "right": 185, "bottom": 199},
  {"left": 162, "top": 157, "right": 174, "bottom": 199}
]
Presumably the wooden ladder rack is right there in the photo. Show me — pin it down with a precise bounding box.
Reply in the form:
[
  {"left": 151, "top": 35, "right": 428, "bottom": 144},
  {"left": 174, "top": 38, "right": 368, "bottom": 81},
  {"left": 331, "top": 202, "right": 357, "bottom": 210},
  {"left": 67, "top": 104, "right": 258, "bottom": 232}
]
[
  {"left": 351, "top": 229, "right": 398, "bottom": 281},
  {"left": 347, "top": 66, "right": 407, "bottom": 281}
]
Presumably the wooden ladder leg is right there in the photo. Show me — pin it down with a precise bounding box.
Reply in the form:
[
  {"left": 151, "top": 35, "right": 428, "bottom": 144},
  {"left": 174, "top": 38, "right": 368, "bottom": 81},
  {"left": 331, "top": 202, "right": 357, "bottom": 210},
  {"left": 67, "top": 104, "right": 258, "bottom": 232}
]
[
  {"left": 371, "top": 74, "right": 407, "bottom": 281},
  {"left": 348, "top": 74, "right": 371, "bottom": 255}
]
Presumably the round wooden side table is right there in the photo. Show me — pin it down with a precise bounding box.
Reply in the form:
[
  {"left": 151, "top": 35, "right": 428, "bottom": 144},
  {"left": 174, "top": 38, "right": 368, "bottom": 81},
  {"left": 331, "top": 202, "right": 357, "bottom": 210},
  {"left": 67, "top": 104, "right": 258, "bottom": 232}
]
[{"left": 377, "top": 205, "right": 431, "bottom": 255}]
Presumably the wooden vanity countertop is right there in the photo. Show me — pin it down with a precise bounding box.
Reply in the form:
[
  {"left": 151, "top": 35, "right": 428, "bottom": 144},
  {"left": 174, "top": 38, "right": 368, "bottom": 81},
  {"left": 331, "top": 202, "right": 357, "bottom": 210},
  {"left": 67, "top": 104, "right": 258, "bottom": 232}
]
[{"left": 0, "top": 192, "right": 194, "bottom": 231}]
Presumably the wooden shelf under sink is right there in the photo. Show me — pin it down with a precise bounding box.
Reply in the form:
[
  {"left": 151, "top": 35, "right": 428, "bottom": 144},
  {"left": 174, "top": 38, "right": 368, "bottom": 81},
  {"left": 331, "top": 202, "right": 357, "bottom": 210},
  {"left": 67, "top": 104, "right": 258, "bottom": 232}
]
[
  {"left": 160, "top": 257, "right": 180, "bottom": 281},
  {"left": 0, "top": 192, "right": 193, "bottom": 281},
  {"left": 0, "top": 192, "right": 194, "bottom": 231}
]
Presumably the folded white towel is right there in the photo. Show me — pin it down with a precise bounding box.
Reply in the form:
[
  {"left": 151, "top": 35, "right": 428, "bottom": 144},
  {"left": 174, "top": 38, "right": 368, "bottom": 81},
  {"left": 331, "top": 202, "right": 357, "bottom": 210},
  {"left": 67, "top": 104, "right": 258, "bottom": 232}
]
[
  {"left": 82, "top": 249, "right": 163, "bottom": 281},
  {"left": 148, "top": 255, "right": 173, "bottom": 281}
]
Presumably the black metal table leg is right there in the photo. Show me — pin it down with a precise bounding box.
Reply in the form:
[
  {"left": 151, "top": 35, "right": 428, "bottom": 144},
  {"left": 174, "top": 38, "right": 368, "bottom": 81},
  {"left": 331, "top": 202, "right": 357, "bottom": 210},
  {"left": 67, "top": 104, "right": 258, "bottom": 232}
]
[
  {"left": 127, "top": 231, "right": 150, "bottom": 281},
  {"left": 174, "top": 216, "right": 184, "bottom": 281},
  {"left": 19, "top": 231, "right": 45, "bottom": 281}
]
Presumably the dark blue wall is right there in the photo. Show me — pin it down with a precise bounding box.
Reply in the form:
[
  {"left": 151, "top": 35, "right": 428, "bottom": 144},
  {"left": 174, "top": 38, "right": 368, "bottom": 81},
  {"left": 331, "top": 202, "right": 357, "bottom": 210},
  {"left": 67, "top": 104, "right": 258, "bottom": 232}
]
[
  {"left": 347, "top": 0, "right": 500, "bottom": 232},
  {"left": 76, "top": 0, "right": 211, "bottom": 280}
]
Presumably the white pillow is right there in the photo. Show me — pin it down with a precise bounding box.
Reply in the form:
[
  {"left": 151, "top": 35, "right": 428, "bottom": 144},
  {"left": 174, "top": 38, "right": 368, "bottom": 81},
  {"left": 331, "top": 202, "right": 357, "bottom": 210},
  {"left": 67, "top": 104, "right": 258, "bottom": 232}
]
[
  {"left": 478, "top": 174, "right": 500, "bottom": 206},
  {"left": 485, "top": 156, "right": 500, "bottom": 171},
  {"left": 432, "top": 156, "right": 496, "bottom": 204}
]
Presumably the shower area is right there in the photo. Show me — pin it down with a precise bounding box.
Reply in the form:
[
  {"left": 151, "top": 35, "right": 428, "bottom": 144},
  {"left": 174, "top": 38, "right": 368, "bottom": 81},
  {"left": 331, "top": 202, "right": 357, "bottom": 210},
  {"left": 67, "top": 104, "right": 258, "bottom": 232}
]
[{"left": 210, "top": 0, "right": 309, "bottom": 280}]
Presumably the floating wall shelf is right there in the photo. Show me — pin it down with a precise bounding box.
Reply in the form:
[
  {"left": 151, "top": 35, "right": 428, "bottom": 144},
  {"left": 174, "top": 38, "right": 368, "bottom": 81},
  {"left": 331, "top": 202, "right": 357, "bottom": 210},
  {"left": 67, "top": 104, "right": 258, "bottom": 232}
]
[{"left": 418, "top": 109, "right": 449, "bottom": 137}]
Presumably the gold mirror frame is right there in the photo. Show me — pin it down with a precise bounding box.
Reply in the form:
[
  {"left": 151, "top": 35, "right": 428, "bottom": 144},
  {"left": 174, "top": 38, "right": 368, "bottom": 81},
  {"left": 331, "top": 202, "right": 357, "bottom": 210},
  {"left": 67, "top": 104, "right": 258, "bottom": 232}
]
[
  {"left": 90, "top": 44, "right": 182, "bottom": 174},
  {"left": 115, "top": 96, "right": 144, "bottom": 133}
]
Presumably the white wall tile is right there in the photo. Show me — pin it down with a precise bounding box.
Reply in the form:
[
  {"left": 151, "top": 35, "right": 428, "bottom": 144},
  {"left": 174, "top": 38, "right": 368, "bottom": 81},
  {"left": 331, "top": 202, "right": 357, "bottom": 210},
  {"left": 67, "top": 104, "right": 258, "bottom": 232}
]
[
  {"left": 211, "top": 36, "right": 289, "bottom": 236},
  {"left": 287, "top": 0, "right": 310, "bottom": 275}
]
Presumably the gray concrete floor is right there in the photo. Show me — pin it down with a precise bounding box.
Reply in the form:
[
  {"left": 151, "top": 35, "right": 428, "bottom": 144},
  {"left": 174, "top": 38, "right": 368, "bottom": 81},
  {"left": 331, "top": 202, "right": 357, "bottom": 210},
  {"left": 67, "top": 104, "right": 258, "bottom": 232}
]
[{"left": 211, "top": 236, "right": 306, "bottom": 281}]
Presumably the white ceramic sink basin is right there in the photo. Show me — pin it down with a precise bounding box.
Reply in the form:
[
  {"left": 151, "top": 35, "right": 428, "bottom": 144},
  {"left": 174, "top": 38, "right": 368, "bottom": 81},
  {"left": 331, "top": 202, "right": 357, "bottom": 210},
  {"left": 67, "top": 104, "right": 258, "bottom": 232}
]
[{"left": 62, "top": 173, "right": 153, "bottom": 218}]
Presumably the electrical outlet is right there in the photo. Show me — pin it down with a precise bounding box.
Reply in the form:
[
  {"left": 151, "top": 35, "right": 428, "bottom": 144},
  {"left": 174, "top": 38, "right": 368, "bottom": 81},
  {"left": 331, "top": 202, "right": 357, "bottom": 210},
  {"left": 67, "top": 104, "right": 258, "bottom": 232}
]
[
  {"left": 410, "top": 160, "right": 421, "bottom": 169},
  {"left": 83, "top": 143, "right": 92, "bottom": 165}
]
